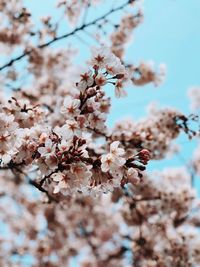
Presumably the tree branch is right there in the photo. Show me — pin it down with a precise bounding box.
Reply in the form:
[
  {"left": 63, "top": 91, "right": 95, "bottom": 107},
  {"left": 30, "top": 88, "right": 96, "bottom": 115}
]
[
  {"left": 0, "top": 0, "right": 131, "bottom": 71},
  {"left": 0, "top": 161, "right": 58, "bottom": 203},
  {"left": 29, "top": 179, "right": 59, "bottom": 203}
]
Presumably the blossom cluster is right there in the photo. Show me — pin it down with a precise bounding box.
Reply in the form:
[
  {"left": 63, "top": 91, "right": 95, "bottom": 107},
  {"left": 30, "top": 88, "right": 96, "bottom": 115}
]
[
  {"left": 130, "top": 61, "right": 166, "bottom": 87},
  {"left": 111, "top": 105, "right": 196, "bottom": 160},
  {"left": 110, "top": 10, "right": 144, "bottom": 59},
  {"left": 1, "top": 166, "right": 200, "bottom": 267},
  {"left": 0, "top": 47, "right": 152, "bottom": 197},
  {"left": 0, "top": 0, "right": 31, "bottom": 51},
  {"left": 57, "top": 0, "right": 100, "bottom": 26},
  {"left": 118, "top": 167, "right": 200, "bottom": 267},
  {"left": 0, "top": 1, "right": 199, "bottom": 266}
]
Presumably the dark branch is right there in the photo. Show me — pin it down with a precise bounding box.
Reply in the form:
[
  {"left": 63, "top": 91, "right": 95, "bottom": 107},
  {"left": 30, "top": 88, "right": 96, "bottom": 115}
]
[
  {"left": 0, "top": 1, "right": 131, "bottom": 71},
  {"left": 29, "top": 179, "right": 59, "bottom": 203},
  {"left": 0, "top": 161, "right": 58, "bottom": 203}
]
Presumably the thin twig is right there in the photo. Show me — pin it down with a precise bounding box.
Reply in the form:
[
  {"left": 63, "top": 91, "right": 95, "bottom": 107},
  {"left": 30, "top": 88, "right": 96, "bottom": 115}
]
[
  {"left": 29, "top": 179, "right": 58, "bottom": 203},
  {"left": 0, "top": 0, "right": 131, "bottom": 71},
  {"left": 81, "top": 3, "right": 90, "bottom": 26},
  {"left": 0, "top": 162, "right": 58, "bottom": 203}
]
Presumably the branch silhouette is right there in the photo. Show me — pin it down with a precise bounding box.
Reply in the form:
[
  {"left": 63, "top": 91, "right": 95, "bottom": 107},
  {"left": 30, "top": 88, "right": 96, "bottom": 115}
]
[{"left": 0, "top": 0, "right": 132, "bottom": 71}]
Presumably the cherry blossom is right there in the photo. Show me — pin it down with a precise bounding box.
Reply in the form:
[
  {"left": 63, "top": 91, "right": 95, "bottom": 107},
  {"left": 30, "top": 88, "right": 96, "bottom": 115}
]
[
  {"left": 101, "top": 141, "right": 126, "bottom": 175},
  {"left": 77, "top": 70, "right": 94, "bottom": 91},
  {"left": 131, "top": 61, "right": 166, "bottom": 86},
  {"left": 0, "top": 1, "right": 199, "bottom": 266},
  {"left": 38, "top": 139, "right": 55, "bottom": 157},
  {"left": 60, "top": 95, "right": 80, "bottom": 117}
]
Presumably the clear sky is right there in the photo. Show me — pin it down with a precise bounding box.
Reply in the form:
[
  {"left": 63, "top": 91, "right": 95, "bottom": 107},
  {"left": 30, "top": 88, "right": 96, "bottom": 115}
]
[{"left": 24, "top": 0, "right": 200, "bottom": 183}]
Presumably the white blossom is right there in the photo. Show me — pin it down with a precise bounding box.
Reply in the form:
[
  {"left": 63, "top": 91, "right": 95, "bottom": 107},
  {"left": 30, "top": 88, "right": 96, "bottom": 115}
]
[
  {"left": 60, "top": 96, "right": 80, "bottom": 117},
  {"left": 101, "top": 141, "right": 126, "bottom": 173}
]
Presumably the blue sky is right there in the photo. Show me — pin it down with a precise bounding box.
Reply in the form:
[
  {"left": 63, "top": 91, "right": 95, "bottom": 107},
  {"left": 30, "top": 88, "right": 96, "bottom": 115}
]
[
  {"left": 24, "top": 0, "right": 200, "bottom": 119},
  {"left": 24, "top": 0, "right": 200, "bottom": 179}
]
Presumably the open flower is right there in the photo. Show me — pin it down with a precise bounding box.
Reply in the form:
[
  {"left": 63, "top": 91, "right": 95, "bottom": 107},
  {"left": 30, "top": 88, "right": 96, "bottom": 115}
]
[
  {"left": 106, "top": 57, "right": 126, "bottom": 76},
  {"left": 38, "top": 139, "right": 55, "bottom": 157},
  {"left": 60, "top": 96, "right": 80, "bottom": 118},
  {"left": 95, "top": 73, "right": 107, "bottom": 86},
  {"left": 54, "top": 119, "right": 81, "bottom": 140},
  {"left": 52, "top": 163, "right": 92, "bottom": 195},
  {"left": 51, "top": 172, "right": 69, "bottom": 194},
  {"left": 101, "top": 141, "right": 126, "bottom": 173},
  {"left": 88, "top": 111, "right": 106, "bottom": 131},
  {"left": 0, "top": 113, "right": 18, "bottom": 135},
  {"left": 77, "top": 70, "right": 94, "bottom": 91},
  {"left": 110, "top": 141, "right": 125, "bottom": 157},
  {"left": 90, "top": 47, "right": 117, "bottom": 69}
]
